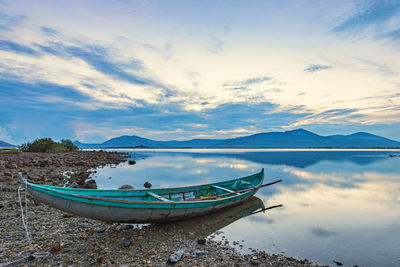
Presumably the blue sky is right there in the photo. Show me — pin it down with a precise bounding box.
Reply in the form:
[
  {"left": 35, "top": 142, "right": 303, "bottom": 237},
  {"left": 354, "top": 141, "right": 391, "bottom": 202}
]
[{"left": 0, "top": 0, "right": 399, "bottom": 144}]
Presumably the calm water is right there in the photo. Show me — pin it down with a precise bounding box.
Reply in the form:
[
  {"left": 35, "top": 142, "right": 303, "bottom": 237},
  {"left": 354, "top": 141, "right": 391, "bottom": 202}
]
[{"left": 90, "top": 149, "right": 400, "bottom": 267}]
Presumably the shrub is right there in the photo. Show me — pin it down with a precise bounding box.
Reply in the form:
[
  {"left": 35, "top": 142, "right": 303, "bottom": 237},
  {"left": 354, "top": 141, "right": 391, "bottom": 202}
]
[
  {"left": 21, "top": 138, "right": 77, "bottom": 153},
  {"left": 61, "top": 139, "right": 78, "bottom": 151}
]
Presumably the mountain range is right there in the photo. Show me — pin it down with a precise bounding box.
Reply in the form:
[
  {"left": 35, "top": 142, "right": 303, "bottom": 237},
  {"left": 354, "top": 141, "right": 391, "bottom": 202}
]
[
  {"left": 73, "top": 129, "right": 400, "bottom": 148},
  {"left": 0, "top": 140, "right": 15, "bottom": 147}
]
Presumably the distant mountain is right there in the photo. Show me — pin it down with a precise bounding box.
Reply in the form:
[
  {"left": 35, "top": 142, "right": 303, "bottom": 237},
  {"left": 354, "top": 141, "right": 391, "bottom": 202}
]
[
  {"left": 74, "top": 135, "right": 165, "bottom": 148},
  {"left": 327, "top": 132, "right": 400, "bottom": 147},
  {"left": 102, "top": 135, "right": 166, "bottom": 148},
  {"left": 213, "top": 129, "right": 329, "bottom": 148},
  {"left": 74, "top": 129, "right": 400, "bottom": 149},
  {"left": 0, "top": 140, "right": 15, "bottom": 147}
]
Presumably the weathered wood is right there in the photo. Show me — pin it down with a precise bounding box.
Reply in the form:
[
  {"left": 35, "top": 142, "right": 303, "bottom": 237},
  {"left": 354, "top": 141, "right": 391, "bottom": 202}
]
[
  {"left": 200, "top": 179, "right": 282, "bottom": 200},
  {"left": 211, "top": 185, "right": 240, "bottom": 195},
  {"left": 147, "top": 191, "right": 170, "bottom": 202}
]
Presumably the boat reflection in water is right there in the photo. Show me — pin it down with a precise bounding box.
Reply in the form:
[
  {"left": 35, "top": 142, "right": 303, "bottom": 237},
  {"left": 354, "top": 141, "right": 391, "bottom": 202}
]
[{"left": 155, "top": 197, "right": 280, "bottom": 240}]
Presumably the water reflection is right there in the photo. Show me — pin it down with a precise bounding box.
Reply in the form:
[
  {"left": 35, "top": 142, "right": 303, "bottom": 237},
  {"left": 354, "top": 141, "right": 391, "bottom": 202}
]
[
  {"left": 128, "top": 149, "right": 391, "bottom": 168},
  {"left": 92, "top": 149, "right": 400, "bottom": 267},
  {"left": 156, "top": 197, "right": 266, "bottom": 240}
]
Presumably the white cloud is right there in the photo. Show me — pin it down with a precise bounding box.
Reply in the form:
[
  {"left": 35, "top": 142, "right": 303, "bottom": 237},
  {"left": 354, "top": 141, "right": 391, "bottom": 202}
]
[
  {"left": 1, "top": 0, "right": 400, "bottom": 134},
  {"left": 0, "top": 126, "right": 14, "bottom": 144}
]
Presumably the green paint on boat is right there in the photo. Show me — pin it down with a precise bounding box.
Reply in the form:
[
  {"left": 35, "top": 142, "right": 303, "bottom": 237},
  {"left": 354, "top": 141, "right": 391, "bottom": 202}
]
[{"left": 19, "top": 169, "right": 268, "bottom": 223}]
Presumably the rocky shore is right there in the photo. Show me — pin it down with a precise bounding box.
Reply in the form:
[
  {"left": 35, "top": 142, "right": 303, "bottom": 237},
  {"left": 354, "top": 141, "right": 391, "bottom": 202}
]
[{"left": 0, "top": 151, "right": 324, "bottom": 266}]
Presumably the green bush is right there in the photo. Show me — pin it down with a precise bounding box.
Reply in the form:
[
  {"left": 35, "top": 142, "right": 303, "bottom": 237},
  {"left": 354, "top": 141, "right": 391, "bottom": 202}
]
[
  {"left": 61, "top": 139, "right": 78, "bottom": 151},
  {"left": 21, "top": 138, "right": 78, "bottom": 153}
]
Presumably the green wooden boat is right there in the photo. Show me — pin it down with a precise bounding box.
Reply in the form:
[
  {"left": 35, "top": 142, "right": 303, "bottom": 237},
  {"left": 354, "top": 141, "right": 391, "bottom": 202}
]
[{"left": 18, "top": 169, "right": 278, "bottom": 223}]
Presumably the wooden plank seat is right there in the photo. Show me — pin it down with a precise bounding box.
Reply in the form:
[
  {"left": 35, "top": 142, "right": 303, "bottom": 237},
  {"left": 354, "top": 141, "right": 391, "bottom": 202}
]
[
  {"left": 147, "top": 191, "right": 171, "bottom": 202},
  {"left": 211, "top": 185, "right": 240, "bottom": 195}
]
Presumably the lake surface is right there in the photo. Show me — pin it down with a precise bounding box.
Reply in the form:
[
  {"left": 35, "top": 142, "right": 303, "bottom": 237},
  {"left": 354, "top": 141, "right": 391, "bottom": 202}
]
[{"left": 91, "top": 149, "right": 400, "bottom": 267}]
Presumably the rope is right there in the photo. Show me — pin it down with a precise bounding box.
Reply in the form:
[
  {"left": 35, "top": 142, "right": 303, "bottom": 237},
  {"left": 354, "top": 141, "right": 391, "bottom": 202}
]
[{"left": 0, "top": 183, "right": 51, "bottom": 266}]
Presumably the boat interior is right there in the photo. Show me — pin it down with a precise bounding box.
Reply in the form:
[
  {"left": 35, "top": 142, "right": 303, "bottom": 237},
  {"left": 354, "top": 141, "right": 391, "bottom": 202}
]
[{"left": 25, "top": 169, "right": 264, "bottom": 202}]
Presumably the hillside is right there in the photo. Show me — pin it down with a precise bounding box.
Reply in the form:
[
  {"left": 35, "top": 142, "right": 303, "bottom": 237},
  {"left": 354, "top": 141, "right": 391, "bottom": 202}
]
[
  {"left": 74, "top": 129, "right": 400, "bottom": 149},
  {"left": 0, "top": 140, "right": 15, "bottom": 147}
]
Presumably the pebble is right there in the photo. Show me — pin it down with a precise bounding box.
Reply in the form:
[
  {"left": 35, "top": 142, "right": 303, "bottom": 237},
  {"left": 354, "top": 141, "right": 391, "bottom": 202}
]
[
  {"left": 192, "top": 250, "right": 207, "bottom": 258},
  {"left": 50, "top": 242, "right": 61, "bottom": 252},
  {"left": 167, "top": 249, "right": 183, "bottom": 264},
  {"left": 33, "top": 231, "right": 41, "bottom": 236},
  {"left": 119, "top": 184, "right": 135, "bottom": 190},
  {"left": 123, "top": 238, "right": 132, "bottom": 247},
  {"left": 197, "top": 238, "right": 206, "bottom": 245},
  {"left": 82, "top": 179, "right": 97, "bottom": 189},
  {"left": 96, "top": 227, "right": 106, "bottom": 233},
  {"left": 333, "top": 260, "right": 343, "bottom": 266}
]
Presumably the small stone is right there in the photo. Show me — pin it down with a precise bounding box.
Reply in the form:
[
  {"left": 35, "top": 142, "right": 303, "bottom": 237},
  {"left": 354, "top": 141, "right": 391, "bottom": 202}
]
[
  {"left": 123, "top": 238, "right": 132, "bottom": 247},
  {"left": 33, "top": 231, "right": 41, "bottom": 237},
  {"left": 54, "top": 257, "right": 60, "bottom": 261},
  {"left": 333, "top": 260, "right": 343, "bottom": 266},
  {"left": 96, "top": 227, "right": 106, "bottom": 233},
  {"left": 82, "top": 179, "right": 97, "bottom": 189},
  {"left": 27, "top": 255, "right": 35, "bottom": 261},
  {"left": 192, "top": 250, "right": 207, "bottom": 258},
  {"left": 197, "top": 238, "right": 206, "bottom": 245},
  {"left": 119, "top": 184, "right": 134, "bottom": 190},
  {"left": 167, "top": 249, "right": 183, "bottom": 264},
  {"left": 50, "top": 242, "right": 61, "bottom": 252}
]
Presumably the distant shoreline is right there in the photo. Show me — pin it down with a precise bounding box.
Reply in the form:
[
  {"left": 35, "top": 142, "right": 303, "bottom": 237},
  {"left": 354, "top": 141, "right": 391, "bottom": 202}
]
[{"left": 81, "top": 146, "right": 400, "bottom": 149}]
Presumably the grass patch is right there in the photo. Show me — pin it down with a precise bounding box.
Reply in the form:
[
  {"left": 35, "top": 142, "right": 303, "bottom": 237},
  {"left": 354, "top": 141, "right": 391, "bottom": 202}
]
[{"left": 0, "top": 149, "right": 21, "bottom": 154}]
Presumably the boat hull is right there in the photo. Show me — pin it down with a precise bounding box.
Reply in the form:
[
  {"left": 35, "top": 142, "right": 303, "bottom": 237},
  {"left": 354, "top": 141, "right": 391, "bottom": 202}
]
[{"left": 28, "top": 186, "right": 257, "bottom": 222}]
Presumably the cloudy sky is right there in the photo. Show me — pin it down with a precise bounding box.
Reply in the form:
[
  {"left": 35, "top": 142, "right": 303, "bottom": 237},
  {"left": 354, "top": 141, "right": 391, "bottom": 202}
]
[{"left": 1, "top": 0, "right": 400, "bottom": 144}]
